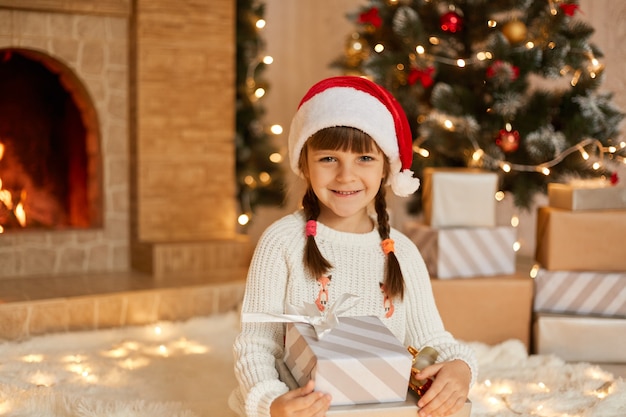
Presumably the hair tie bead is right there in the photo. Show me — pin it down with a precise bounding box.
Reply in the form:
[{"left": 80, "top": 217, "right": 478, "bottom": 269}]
[
  {"left": 305, "top": 220, "right": 317, "bottom": 237},
  {"left": 381, "top": 238, "right": 395, "bottom": 255}
]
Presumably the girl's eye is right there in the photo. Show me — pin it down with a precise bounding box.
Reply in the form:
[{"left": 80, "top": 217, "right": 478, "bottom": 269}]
[
  {"left": 360, "top": 155, "right": 375, "bottom": 162},
  {"left": 319, "top": 156, "right": 336, "bottom": 162}
]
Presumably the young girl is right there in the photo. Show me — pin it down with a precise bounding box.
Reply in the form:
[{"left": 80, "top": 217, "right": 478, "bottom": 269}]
[{"left": 230, "top": 76, "right": 476, "bottom": 417}]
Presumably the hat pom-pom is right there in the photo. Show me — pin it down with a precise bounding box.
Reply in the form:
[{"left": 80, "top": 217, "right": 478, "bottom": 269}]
[{"left": 390, "top": 169, "right": 420, "bottom": 197}]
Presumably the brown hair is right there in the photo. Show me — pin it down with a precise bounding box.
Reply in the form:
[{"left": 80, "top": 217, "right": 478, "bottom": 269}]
[{"left": 298, "top": 126, "right": 405, "bottom": 300}]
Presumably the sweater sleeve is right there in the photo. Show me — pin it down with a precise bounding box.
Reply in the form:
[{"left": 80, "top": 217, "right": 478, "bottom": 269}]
[
  {"left": 394, "top": 232, "right": 478, "bottom": 387},
  {"left": 231, "top": 224, "right": 293, "bottom": 417}
]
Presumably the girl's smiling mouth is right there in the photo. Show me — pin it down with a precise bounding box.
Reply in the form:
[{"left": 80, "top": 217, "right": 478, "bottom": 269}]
[{"left": 332, "top": 189, "right": 361, "bottom": 195}]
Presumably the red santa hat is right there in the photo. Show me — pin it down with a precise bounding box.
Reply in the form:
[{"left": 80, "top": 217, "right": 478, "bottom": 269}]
[{"left": 288, "top": 76, "right": 420, "bottom": 197}]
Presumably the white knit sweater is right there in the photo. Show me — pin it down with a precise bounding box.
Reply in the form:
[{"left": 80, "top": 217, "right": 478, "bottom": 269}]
[{"left": 230, "top": 210, "right": 477, "bottom": 417}]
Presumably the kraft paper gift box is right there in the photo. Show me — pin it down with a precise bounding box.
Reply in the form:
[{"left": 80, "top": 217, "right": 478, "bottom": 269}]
[
  {"left": 534, "top": 269, "right": 626, "bottom": 318},
  {"left": 548, "top": 180, "right": 626, "bottom": 211},
  {"left": 283, "top": 316, "right": 413, "bottom": 406},
  {"left": 534, "top": 313, "right": 626, "bottom": 362},
  {"left": 405, "top": 222, "right": 516, "bottom": 279},
  {"left": 422, "top": 167, "right": 498, "bottom": 228},
  {"left": 326, "top": 390, "right": 472, "bottom": 417},
  {"left": 431, "top": 273, "right": 533, "bottom": 349},
  {"left": 535, "top": 206, "right": 626, "bottom": 271}
]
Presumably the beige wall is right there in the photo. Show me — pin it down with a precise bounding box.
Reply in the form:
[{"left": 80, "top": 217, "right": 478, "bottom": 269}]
[{"left": 256, "top": 0, "right": 626, "bottom": 257}]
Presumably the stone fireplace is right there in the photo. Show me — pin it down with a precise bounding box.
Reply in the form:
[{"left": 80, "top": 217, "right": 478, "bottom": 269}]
[{"left": 0, "top": 0, "right": 250, "bottom": 281}]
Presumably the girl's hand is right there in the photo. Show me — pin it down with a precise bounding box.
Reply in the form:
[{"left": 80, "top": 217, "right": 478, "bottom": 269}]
[
  {"left": 415, "top": 359, "right": 471, "bottom": 417},
  {"left": 270, "top": 380, "right": 332, "bottom": 417}
]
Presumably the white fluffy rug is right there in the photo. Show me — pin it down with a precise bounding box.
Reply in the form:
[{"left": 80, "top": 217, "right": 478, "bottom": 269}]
[{"left": 0, "top": 311, "right": 624, "bottom": 417}]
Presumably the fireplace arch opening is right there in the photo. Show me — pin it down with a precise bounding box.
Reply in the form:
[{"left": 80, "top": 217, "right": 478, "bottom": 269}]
[{"left": 0, "top": 48, "right": 102, "bottom": 232}]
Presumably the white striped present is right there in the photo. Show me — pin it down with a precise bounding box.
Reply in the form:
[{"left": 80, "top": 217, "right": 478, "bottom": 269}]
[
  {"left": 534, "top": 269, "right": 626, "bottom": 317},
  {"left": 405, "top": 223, "right": 517, "bottom": 279},
  {"left": 283, "top": 316, "right": 413, "bottom": 406}
]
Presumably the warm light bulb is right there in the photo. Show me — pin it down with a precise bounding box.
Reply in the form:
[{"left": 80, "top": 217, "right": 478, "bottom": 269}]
[
  {"left": 416, "top": 45, "right": 425, "bottom": 54},
  {"left": 472, "top": 149, "right": 484, "bottom": 161},
  {"left": 254, "top": 88, "right": 266, "bottom": 98},
  {"left": 270, "top": 124, "right": 283, "bottom": 135},
  {"left": 495, "top": 191, "right": 505, "bottom": 201},
  {"left": 541, "top": 167, "right": 550, "bottom": 175},
  {"left": 502, "top": 163, "right": 511, "bottom": 172},
  {"left": 513, "top": 241, "right": 521, "bottom": 252},
  {"left": 414, "top": 146, "right": 430, "bottom": 158},
  {"left": 456, "top": 59, "right": 466, "bottom": 67},
  {"left": 374, "top": 43, "right": 384, "bottom": 53},
  {"left": 159, "top": 345, "right": 168, "bottom": 356},
  {"left": 259, "top": 172, "right": 271, "bottom": 184},
  {"left": 269, "top": 152, "right": 283, "bottom": 163},
  {"left": 511, "top": 215, "right": 519, "bottom": 227},
  {"left": 238, "top": 214, "right": 250, "bottom": 226},
  {"left": 255, "top": 19, "right": 266, "bottom": 29},
  {"left": 443, "top": 119, "right": 454, "bottom": 130},
  {"left": 530, "top": 264, "right": 539, "bottom": 278},
  {"left": 262, "top": 55, "right": 273, "bottom": 65},
  {"left": 593, "top": 162, "right": 601, "bottom": 170}
]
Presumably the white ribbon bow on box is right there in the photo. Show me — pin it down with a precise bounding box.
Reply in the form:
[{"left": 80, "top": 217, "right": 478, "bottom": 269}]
[{"left": 242, "top": 293, "right": 360, "bottom": 340}]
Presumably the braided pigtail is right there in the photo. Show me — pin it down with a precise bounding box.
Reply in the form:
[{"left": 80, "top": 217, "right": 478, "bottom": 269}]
[
  {"left": 302, "top": 187, "right": 333, "bottom": 279},
  {"left": 375, "top": 186, "right": 405, "bottom": 300}
]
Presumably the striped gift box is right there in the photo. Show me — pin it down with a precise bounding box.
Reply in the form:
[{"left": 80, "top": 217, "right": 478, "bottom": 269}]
[
  {"left": 405, "top": 223, "right": 516, "bottom": 279},
  {"left": 283, "top": 316, "right": 413, "bottom": 406},
  {"left": 534, "top": 269, "right": 626, "bottom": 317}
]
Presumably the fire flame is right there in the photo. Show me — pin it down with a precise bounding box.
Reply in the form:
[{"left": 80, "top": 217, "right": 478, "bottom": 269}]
[{"left": 0, "top": 140, "right": 27, "bottom": 232}]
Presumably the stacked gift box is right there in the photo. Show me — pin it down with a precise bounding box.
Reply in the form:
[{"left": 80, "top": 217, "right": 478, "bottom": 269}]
[
  {"left": 404, "top": 168, "right": 533, "bottom": 348},
  {"left": 533, "top": 179, "right": 626, "bottom": 363},
  {"left": 406, "top": 167, "right": 517, "bottom": 279}
]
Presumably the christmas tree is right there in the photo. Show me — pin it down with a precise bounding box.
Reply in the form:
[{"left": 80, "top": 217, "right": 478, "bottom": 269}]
[
  {"left": 235, "top": 0, "right": 285, "bottom": 225},
  {"left": 334, "top": 0, "right": 624, "bottom": 213}
]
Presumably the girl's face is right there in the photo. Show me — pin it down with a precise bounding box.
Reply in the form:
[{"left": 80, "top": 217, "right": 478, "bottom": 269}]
[{"left": 304, "top": 141, "right": 385, "bottom": 232}]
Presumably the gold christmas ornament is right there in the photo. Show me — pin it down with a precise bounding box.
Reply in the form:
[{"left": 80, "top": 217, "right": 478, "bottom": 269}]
[{"left": 502, "top": 20, "right": 527, "bottom": 44}]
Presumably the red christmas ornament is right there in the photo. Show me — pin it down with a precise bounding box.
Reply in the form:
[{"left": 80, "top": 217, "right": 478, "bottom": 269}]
[
  {"left": 358, "top": 7, "right": 382, "bottom": 28},
  {"left": 440, "top": 11, "right": 463, "bottom": 33},
  {"left": 559, "top": 3, "right": 580, "bottom": 17},
  {"left": 486, "top": 60, "right": 520, "bottom": 81},
  {"left": 408, "top": 66, "right": 435, "bottom": 88},
  {"left": 496, "top": 129, "right": 520, "bottom": 153},
  {"left": 610, "top": 171, "right": 619, "bottom": 185}
]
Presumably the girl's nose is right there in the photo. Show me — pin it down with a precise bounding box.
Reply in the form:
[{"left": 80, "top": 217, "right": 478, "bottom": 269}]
[{"left": 336, "top": 162, "right": 356, "bottom": 182}]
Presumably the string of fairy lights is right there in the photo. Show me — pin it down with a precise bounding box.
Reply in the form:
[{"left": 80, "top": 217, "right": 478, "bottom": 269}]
[
  {"left": 358, "top": 1, "right": 626, "bottom": 176},
  {"left": 237, "top": 15, "right": 284, "bottom": 227},
  {"left": 240, "top": 0, "right": 625, "bottom": 231}
]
